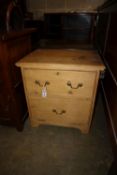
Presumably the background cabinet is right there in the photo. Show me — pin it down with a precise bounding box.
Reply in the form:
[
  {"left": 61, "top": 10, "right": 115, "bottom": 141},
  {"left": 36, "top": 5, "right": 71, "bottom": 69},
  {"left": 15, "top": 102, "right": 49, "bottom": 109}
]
[
  {"left": 44, "top": 13, "right": 96, "bottom": 43},
  {"left": 0, "top": 29, "right": 34, "bottom": 131},
  {"left": 96, "top": 0, "right": 117, "bottom": 161}
]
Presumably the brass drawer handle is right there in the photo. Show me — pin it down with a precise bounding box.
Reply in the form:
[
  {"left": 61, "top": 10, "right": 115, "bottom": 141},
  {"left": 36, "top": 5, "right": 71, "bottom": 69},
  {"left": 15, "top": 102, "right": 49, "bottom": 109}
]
[
  {"left": 35, "top": 80, "right": 50, "bottom": 87},
  {"left": 52, "top": 109, "right": 66, "bottom": 115},
  {"left": 67, "top": 81, "right": 83, "bottom": 89}
]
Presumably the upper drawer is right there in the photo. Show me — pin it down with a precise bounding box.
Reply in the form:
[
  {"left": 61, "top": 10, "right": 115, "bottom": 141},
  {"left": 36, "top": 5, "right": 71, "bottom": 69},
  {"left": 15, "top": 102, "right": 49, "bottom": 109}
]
[{"left": 23, "top": 69, "right": 97, "bottom": 99}]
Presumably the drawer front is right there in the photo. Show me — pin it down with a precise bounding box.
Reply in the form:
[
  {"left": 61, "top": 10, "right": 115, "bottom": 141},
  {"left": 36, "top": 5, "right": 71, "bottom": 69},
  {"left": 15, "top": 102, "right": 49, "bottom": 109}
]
[
  {"left": 24, "top": 69, "right": 96, "bottom": 99},
  {"left": 29, "top": 98, "right": 91, "bottom": 126}
]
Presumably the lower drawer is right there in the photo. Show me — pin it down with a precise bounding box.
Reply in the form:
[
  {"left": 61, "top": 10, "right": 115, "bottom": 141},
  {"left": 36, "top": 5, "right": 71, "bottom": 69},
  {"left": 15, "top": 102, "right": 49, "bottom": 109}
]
[{"left": 29, "top": 98, "right": 92, "bottom": 127}]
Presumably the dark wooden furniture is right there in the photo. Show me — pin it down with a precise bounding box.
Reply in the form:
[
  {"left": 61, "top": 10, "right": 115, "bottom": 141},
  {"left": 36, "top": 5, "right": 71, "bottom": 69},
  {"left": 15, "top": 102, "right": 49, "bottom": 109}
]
[
  {"left": 96, "top": 0, "right": 117, "bottom": 174},
  {"left": 108, "top": 159, "right": 117, "bottom": 175},
  {"left": 24, "top": 20, "right": 44, "bottom": 50},
  {"left": 0, "top": 28, "right": 35, "bottom": 131},
  {"left": 44, "top": 13, "right": 96, "bottom": 44},
  {"left": 0, "top": 0, "right": 24, "bottom": 33}
]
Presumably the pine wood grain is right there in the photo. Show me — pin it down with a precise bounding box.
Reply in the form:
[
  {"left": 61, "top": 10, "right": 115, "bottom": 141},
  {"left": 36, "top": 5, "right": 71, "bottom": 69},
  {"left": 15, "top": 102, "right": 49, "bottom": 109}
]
[
  {"left": 16, "top": 49, "right": 105, "bottom": 71},
  {"left": 17, "top": 49, "right": 105, "bottom": 133}
]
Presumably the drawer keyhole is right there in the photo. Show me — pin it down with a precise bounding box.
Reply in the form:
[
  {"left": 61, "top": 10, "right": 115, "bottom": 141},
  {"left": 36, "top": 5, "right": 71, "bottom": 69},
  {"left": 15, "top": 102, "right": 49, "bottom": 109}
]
[
  {"left": 52, "top": 109, "right": 66, "bottom": 115},
  {"left": 67, "top": 81, "right": 83, "bottom": 89}
]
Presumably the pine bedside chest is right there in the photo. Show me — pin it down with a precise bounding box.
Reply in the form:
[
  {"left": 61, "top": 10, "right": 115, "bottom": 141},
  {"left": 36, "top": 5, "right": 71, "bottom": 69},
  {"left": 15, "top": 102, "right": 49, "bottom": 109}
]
[{"left": 16, "top": 49, "right": 105, "bottom": 133}]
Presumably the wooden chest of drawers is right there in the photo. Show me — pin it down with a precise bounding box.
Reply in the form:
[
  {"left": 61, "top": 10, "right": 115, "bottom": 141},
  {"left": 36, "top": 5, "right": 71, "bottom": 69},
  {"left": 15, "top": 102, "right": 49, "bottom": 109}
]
[{"left": 16, "top": 49, "right": 105, "bottom": 133}]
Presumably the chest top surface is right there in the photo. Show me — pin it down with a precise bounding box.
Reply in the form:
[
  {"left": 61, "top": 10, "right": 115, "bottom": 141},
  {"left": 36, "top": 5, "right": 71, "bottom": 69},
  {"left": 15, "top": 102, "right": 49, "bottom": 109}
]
[{"left": 16, "top": 49, "right": 105, "bottom": 71}]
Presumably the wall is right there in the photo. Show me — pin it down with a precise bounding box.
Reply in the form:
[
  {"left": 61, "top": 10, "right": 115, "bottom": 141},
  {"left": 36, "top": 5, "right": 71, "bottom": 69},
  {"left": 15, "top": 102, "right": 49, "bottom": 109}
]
[{"left": 26, "top": 0, "right": 106, "bottom": 19}]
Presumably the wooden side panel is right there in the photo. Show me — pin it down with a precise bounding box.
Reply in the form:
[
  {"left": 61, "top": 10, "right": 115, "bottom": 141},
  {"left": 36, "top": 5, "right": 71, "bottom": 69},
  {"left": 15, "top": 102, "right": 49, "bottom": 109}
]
[
  {"left": 0, "top": 34, "right": 31, "bottom": 130},
  {"left": 104, "top": 13, "right": 117, "bottom": 80},
  {"left": 96, "top": 2, "right": 117, "bottom": 166},
  {"left": 7, "top": 36, "right": 31, "bottom": 87},
  {"left": 102, "top": 70, "right": 117, "bottom": 138}
]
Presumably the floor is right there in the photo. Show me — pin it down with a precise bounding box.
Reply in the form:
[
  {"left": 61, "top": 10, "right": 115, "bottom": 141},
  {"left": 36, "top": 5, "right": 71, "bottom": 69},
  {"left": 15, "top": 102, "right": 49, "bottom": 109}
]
[{"left": 0, "top": 92, "right": 113, "bottom": 175}]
